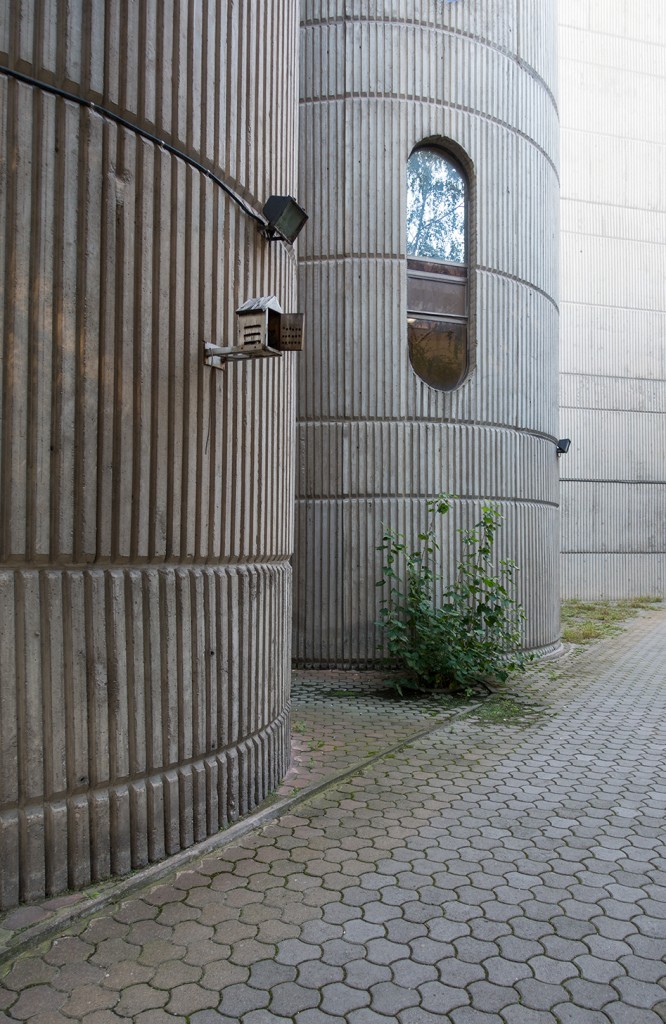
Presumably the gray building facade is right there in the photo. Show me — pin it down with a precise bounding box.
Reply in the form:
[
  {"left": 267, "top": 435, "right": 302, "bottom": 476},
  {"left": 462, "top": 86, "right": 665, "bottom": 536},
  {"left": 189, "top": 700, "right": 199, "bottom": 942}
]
[
  {"left": 559, "top": 0, "right": 666, "bottom": 599},
  {"left": 8, "top": 0, "right": 651, "bottom": 908}
]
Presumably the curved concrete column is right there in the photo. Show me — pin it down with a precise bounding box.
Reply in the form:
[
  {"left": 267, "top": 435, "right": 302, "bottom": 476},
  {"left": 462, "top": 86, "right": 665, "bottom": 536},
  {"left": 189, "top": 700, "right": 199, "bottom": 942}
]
[
  {"left": 295, "top": 0, "right": 561, "bottom": 665},
  {"left": 0, "top": 1, "right": 299, "bottom": 908}
]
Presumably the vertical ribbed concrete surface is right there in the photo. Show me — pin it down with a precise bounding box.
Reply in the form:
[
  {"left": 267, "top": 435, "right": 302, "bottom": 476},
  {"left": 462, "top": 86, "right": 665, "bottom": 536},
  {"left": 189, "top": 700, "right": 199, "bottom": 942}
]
[
  {"left": 559, "top": 1, "right": 666, "bottom": 598},
  {"left": 295, "top": 1, "right": 561, "bottom": 666},
  {"left": 0, "top": 2, "right": 299, "bottom": 909}
]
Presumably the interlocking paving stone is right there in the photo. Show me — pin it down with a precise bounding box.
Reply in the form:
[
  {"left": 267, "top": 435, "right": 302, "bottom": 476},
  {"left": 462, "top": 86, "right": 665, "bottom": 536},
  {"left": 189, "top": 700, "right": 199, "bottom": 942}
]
[
  {"left": 466, "top": 980, "right": 516, "bottom": 1012},
  {"left": 42, "top": 938, "right": 95, "bottom": 967},
  {"left": 149, "top": 959, "right": 200, "bottom": 990},
  {"left": 368, "top": 980, "right": 419, "bottom": 1014},
  {"left": 295, "top": 1012, "right": 345, "bottom": 1024},
  {"left": 268, "top": 981, "right": 320, "bottom": 1015},
  {"left": 113, "top": 983, "right": 167, "bottom": 1017},
  {"left": 552, "top": 1006, "right": 613, "bottom": 1024},
  {"left": 6, "top": 987, "right": 66, "bottom": 1020},
  {"left": 216, "top": 983, "right": 269, "bottom": 1017},
  {"left": 297, "top": 961, "right": 346, "bottom": 989},
  {"left": 126, "top": 1012, "right": 177, "bottom": 1024},
  {"left": 500, "top": 1008, "right": 558, "bottom": 1024},
  {"left": 3, "top": 959, "right": 58, "bottom": 991},
  {"left": 2, "top": 608, "right": 666, "bottom": 1021},
  {"left": 319, "top": 983, "right": 370, "bottom": 1015}
]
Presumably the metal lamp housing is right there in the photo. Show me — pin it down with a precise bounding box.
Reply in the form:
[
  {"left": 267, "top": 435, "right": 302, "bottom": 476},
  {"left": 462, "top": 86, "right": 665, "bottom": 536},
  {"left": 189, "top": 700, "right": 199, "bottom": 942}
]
[{"left": 262, "top": 195, "right": 308, "bottom": 243}]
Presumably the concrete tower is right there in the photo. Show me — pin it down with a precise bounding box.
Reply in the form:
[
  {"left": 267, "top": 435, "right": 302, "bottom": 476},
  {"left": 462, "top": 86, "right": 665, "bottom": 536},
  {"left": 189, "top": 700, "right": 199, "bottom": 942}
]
[
  {"left": 0, "top": 2, "right": 299, "bottom": 909},
  {"left": 295, "top": 0, "right": 561, "bottom": 665}
]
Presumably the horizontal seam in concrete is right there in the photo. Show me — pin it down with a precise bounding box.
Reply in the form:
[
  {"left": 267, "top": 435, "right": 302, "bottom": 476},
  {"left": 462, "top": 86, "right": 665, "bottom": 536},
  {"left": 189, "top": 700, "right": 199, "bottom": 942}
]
[
  {"left": 562, "top": 550, "right": 666, "bottom": 555},
  {"left": 0, "top": 559, "right": 294, "bottom": 572},
  {"left": 559, "top": 48, "right": 666, "bottom": 77},
  {"left": 559, "top": 22, "right": 665, "bottom": 46},
  {"left": 561, "top": 300, "right": 666, "bottom": 313},
  {"left": 301, "top": 16, "right": 558, "bottom": 110},
  {"left": 300, "top": 258, "right": 559, "bottom": 311},
  {"left": 561, "top": 197, "right": 666, "bottom": 213},
  {"left": 560, "top": 59, "right": 666, "bottom": 81},
  {"left": 561, "top": 479, "right": 666, "bottom": 486},
  {"left": 300, "top": 93, "right": 559, "bottom": 179},
  {"left": 0, "top": 710, "right": 290, "bottom": 815},
  {"left": 295, "top": 497, "right": 561, "bottom": 510},
  {"left": 562, "top": 229, "right": 666, "bottom": 244},
  {"left": 560, "top": 372, "right": 666, "bottom": 382},
  {"left": 562, "top": 125, "right": 666, "bottom": 146},
  {"left": 560, "top": 408, "right": 666, "bottom": 415},
  {"left": 296, "top": 420, "right": 559, "bottom": 444}
]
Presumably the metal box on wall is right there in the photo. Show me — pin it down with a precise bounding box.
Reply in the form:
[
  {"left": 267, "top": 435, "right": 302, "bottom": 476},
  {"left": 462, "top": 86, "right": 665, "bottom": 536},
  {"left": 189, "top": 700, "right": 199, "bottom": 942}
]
[
  {"left": 236, "top": 296, "right": 283, "bottom": 354},
  {"left": 275, "top": 312, "right": 304, "bottom": 351},
  {"left": 236, "top": 296, "right": 304, "bottom": 354}
]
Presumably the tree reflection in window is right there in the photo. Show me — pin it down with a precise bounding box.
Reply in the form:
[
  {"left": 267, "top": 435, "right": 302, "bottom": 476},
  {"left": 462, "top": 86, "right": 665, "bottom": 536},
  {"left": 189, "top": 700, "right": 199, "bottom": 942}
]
[
  {"left": 406, "top": 146, "right": 470, "bottom": 391},
  {"left": 407, "top": 148, "right": 466, "bottom": 263}
]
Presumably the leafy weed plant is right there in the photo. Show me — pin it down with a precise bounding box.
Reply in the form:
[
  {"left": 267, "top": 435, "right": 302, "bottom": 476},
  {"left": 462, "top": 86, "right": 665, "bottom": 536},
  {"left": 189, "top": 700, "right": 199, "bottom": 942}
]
[{"left": 377, "top": 495, "right": 530, "bottom": 696}]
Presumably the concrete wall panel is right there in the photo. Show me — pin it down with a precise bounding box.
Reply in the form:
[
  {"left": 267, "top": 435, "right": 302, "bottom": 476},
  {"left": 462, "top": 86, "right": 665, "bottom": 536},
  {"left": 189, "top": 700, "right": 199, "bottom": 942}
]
[
  {"left": 561, "top": 482, "right": 666, "bottom": 554},
  {"left": 559, "top": 0, "right": 666, "bottom": 598},
  {"left": 561, "top": 410, "right": 666, "bottom": 483},
  {"left": 560, "top": 307, "right": 666, "bottom": 381},
  {"left": 561, "top": 554, "right": 666, "bottom": 601}
]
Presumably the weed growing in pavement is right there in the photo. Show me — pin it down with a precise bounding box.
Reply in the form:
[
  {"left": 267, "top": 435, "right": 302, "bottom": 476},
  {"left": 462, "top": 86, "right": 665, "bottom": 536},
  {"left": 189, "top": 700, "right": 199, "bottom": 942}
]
[
  {"left": 561, "top": 598, "right": 662, "bottom": 645},
  {"left": 377, "top": 495, "right": 530, "bottom": 697},
  {"left": 464, "top": 693, "right": 544, "bottom": 728}
]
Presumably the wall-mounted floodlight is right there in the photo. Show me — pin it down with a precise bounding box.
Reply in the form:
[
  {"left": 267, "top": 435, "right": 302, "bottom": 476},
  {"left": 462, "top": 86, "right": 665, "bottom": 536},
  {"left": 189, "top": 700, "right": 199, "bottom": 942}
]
[
  {"left": 556, "top": 438, "right": 571, "bottom": 455},
  {"left": 261, "top": 195, "right": 308, "bottom": 243}
]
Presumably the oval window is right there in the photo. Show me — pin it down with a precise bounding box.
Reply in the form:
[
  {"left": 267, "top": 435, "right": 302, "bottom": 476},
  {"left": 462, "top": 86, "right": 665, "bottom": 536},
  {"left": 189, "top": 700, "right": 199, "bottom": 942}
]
[{"left": 406, "top": 147, "right": 470, "bottom": 391}]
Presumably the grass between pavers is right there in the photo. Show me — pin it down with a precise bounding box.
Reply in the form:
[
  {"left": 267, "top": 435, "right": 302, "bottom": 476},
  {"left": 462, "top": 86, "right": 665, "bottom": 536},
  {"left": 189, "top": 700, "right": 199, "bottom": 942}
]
[
  {"left": 561, "top": 597, "right": 663, "bottom": 645},
  {"left": 296, "top": 601, "right": 664, "bottom": 741},
  {"left": 462, "top": 692, "right": 545, "bottom": 727},
  {"left": 458, "top": 598, "right": 666, "bottom": 727},
  {"left": 451, "top": 599, "right": 663, "bottom": 727}
]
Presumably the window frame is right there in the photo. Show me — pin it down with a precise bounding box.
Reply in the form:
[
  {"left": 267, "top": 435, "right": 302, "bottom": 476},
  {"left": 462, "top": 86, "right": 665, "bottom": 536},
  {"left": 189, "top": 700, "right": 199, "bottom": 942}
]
[{"left": 406, "top": 143, "right": 475, "bottom": 393}]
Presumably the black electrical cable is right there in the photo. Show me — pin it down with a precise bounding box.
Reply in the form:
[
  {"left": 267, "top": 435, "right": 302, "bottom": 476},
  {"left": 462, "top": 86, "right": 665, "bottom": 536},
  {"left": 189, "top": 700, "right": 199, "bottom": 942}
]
[{"left": 0, "top": 63, "right": 268, "bottom": 229}]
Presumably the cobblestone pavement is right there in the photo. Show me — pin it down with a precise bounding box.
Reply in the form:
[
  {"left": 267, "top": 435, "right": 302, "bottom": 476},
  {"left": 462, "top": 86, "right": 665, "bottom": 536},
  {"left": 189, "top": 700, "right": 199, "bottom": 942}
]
[
  {"left": 0, "top": 675, "right": 465, "bottom": 958},
  {"left": 278, "top": 672, "right": 464, "bottom": 798},
  {"left": 2, "top": 607, "right": 666, "bottom": 1023}
]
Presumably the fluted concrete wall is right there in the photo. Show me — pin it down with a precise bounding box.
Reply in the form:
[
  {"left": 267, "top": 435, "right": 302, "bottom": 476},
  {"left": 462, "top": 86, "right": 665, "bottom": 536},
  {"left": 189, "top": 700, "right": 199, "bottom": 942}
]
[
  {"left": 295, "top": 0, "right": 561, "bottom": 665},
  {"left": 559, "top": 1, "right": 666, "bottom": 599},
  {"left": 0, "top": 1, "right": 299, "bottom": 909}
]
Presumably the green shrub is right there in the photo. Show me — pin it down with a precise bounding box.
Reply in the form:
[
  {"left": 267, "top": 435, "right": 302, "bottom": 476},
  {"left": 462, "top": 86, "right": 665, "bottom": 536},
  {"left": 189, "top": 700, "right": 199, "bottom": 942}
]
[{"left": 376, "top": 495, "right": 529, "bottom": 695}]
